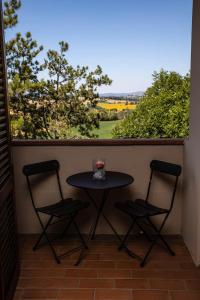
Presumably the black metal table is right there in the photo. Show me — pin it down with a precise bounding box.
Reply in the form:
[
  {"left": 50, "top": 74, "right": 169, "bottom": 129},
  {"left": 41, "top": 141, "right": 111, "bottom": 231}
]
[{"left": 66, "top": 171, "right": 140, "bottom": 264}]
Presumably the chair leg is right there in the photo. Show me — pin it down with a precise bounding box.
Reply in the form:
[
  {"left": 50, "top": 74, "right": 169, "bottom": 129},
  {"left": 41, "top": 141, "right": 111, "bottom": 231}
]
[
  {"left": 33, "top": 215, "right": 53, "bottom": 251},
  {"left": 34, "top": 213, "right": 61, "bottom": 264},
  {"left": 73, "top": 220, "right": 88, "bottom": 250},
  {"left": 158, "top": 234, "right": 175, "bottom": 256},
  {"left": 135, "top": 220, "right": 153, "bottom": 242},
  {"left": 147, "top": 217, "right": 175, "bottom": 256},
  {"left": 91, "top": 190, "right": 109, "bottom": 240},
  {"left": 60, "top": 217, "right": 74, "bottom": 239},
  {"left": 43, "top": 231, "right": 61, "bottom": 264},
  {"left": 118, "top": 219, "right": 136, "bottom": 251},
  {"left": 140, "top": 235, "right": 159, "bottom": 267},
  {"left": 140, "top": 215, "right": 173, "bottom": 267}
]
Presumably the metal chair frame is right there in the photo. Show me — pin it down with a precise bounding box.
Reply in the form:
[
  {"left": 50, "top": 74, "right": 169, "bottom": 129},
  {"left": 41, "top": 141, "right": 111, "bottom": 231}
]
[
  {"left": 117, "top": 160, "right": 182, "bottom": 267},
  {"left": 23, "top": 160, "right": 88, "bottom": 264}
]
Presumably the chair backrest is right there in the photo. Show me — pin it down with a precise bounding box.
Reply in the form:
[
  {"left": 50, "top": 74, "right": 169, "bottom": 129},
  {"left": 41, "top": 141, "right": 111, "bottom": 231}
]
[
  {"left": 23, "top": 160, "right": 64, "bottom": 209},
  {"left": 23, "top": 160, "right": 59, "bottom": 176},
  {"left": 150, "top": 160, "right": 182, "bottom": 177},
  {"left": 146, "top": 160, "right": 182, "bottom": 211}
]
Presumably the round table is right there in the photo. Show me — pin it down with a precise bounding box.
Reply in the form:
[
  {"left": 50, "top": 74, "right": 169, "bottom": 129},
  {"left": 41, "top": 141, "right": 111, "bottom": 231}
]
[
  {"left": 67, "top": 171, "right": 133, "bottom": 190},
  {"left": 67, "top": 171, "right": 133, "bottom": 239},
  {"left": 67, "top": 171, "right": 136, "bottom": 265}
]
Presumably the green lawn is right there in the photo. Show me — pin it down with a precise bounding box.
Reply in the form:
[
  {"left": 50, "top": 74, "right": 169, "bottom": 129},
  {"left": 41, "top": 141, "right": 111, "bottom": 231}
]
[
  {"left": 92, "top": 120, "right": 120, "bottom": 138},
  {"left": 72, "top": 120, "right": 120, "bottom": 139}
]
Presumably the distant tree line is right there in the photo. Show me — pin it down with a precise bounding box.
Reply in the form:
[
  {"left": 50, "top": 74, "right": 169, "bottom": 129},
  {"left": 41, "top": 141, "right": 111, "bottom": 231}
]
[
  {"left": 100, "top": 96, "right": 141, "bottom": 102},
  {"left": 98, "top": 108, "right": 131, "bottom": 122}
]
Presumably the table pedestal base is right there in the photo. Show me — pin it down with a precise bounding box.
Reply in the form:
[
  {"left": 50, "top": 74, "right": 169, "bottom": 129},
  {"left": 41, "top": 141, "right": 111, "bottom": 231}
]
[{"left": 75, "top": 188, "right": 142, "bottom": 265}]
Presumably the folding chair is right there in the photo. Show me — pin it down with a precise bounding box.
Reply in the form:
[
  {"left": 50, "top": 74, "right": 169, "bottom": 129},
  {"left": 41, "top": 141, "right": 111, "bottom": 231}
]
[
  {"left": 23, "top": 160, "right": 90, "bottom": 264},
  {"left": 115, "top": 160, "right": 182, "bottom": 267}
]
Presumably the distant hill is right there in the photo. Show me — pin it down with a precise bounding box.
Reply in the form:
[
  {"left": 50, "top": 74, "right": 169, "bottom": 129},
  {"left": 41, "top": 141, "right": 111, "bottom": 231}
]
[{"left": 100, "top": 91, "right": 144, "bottom": 97}]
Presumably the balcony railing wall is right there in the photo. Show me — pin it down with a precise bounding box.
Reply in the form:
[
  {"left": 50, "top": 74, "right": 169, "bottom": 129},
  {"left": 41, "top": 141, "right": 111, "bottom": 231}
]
[{"left": 11, "top": 144, "right": 183, "bottom": 235}]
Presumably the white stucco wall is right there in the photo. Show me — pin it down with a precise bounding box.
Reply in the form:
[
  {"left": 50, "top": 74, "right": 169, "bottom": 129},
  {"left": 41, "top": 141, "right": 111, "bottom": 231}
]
[{"left": 182, "top": 0, "right": 200, "bottom": 266}]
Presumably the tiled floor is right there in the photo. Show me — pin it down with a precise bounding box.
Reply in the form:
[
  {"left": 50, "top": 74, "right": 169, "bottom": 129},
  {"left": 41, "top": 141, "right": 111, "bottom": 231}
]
[{"left": 14, "top": 235, "right": 200, "bottom": 300}]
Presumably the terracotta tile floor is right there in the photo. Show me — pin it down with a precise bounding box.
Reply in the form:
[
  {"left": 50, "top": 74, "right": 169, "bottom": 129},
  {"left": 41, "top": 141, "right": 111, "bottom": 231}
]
[{"left": 14, "top": 235, "right": 200, "bottom": 300}]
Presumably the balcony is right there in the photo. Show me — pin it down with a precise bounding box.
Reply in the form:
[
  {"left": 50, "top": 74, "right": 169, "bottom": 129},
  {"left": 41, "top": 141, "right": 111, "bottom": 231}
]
[
  {"left": 2, "top": 0, "right": 200, "bottom": 300},
  {"left": 12, "top": 141, "right": 195, "bottom": 300}
]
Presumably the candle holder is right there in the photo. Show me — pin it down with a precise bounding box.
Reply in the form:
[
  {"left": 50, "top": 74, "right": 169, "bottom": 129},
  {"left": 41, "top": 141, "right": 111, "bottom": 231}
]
[{"left": 92, "top": 158, "right": 106, "bottom": 180}]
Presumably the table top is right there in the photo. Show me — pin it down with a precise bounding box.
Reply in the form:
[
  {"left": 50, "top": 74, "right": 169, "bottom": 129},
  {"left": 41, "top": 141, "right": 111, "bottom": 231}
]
[{"left": 66, "top": 171, "right": 134, "bottom": 190}]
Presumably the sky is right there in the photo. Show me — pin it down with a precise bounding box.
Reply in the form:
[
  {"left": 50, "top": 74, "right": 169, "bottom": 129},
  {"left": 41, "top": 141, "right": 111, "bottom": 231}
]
[{"left": 5, "top": 0, "right": 193, "bottom": 93}]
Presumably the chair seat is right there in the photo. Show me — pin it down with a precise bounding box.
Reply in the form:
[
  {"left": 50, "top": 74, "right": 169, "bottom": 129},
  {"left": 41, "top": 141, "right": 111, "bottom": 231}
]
[
  {"left": 116, "top": 199, "right": 168, "bottom": 217},
  {"left": 37, "top": 198, "right": 90, "bottom": 217}
]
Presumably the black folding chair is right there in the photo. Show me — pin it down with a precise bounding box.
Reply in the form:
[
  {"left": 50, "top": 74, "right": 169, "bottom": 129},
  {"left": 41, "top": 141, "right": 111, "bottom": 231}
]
[
  {"left": 23, "top": 160, "right": 90, "bottom": 264},
  {"left": 115, "top": 160, "right": 182, "bottom": 267}
]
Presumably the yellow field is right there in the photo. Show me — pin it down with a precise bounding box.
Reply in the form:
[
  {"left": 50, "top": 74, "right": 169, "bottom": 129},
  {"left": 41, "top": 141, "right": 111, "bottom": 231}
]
[{"left": 98, "top": 102, "right": 136, "bottom": 111}]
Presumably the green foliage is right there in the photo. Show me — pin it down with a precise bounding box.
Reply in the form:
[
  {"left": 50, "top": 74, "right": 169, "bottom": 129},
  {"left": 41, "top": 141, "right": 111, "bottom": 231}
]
[
  {"left": 113, "top": 70, "right": 190, "bottom": 138},
  {"left": 9, "top": 75, "right": 50, "bottom": 139},
  {"left": 3, "top": 0, "right": 21, "bottom": 29},
  {"left": 97, "top": 108, "right": 131, "bottom": 122},
  {"left": 6, "top": 29, "right": 46, "bottom": 138},
  {"left": 4, "top": 1, "right": 112, "bottom": 139},
  {"left": 40, "top": 41, "right": 112, "bottom": 138},
  {"left": 6, "top": 32, "right": 43, "bottom": 81},
  {"left": 4, "top": 1, "right": 189, "bottom": 140},
  {"left": 98, "top": 108, "right": 118, "bottom": 121}
]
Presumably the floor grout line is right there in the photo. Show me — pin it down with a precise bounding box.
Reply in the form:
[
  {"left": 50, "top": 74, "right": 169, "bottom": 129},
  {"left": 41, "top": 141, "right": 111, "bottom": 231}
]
[
  {"left": 168, "top": 290, "right": 173, "bottom": 300},
  {"left": 15, "top": 236, "right": 200, "bottom": 299},
  {"left": 93, "top": 288, "right": 96, "bottom": 300}
]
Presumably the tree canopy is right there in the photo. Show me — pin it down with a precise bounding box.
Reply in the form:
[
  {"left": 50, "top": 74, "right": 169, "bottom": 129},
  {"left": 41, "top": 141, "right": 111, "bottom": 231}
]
[
  {"left": 4, "top": 0, "right": 112, "bottom": 139},
  {"left": 41, "top": 41, "right": 111, "bottom": 138},
  {"left": 3, "top": 0, "right": 21, "bottom": 29},
  {"left": 113, "top": 70, "right": 190, "bottom": 138}
]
